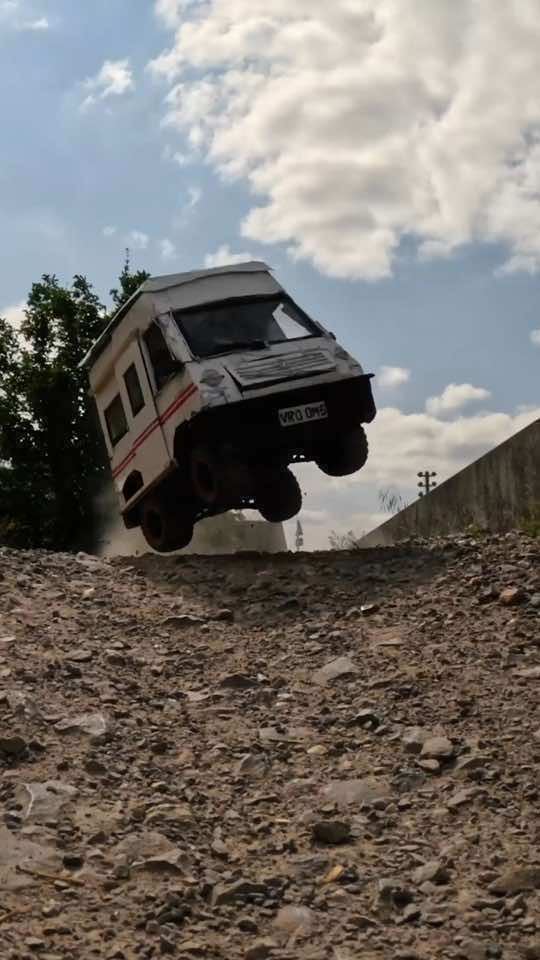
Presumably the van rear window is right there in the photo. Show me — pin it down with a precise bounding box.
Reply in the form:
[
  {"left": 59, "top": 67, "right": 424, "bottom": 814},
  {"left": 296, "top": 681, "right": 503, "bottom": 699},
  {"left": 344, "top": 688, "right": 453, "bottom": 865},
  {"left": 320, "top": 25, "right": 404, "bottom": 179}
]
[{"left": 104, "top": 394, "right": 128, "bottom": 446}]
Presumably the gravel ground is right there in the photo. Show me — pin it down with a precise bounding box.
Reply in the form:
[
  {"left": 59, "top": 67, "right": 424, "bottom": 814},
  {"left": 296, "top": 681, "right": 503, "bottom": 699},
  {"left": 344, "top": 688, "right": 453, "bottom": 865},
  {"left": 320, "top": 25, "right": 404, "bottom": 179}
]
[{"left": 0, "top": 531, "right": 539, "bottom": 960}]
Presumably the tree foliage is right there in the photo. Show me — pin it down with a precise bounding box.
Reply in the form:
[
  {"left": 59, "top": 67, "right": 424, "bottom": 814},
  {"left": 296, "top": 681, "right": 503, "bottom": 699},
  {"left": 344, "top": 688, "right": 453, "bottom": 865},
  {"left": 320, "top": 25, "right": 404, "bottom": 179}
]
[{"left": 0, "top": 258, "right": 149, "bottom": 550}]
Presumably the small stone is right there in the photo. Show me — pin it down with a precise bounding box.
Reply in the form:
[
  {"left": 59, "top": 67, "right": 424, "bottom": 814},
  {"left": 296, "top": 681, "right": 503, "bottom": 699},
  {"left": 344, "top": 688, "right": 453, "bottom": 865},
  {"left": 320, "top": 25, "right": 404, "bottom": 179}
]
[
  {"left": 220, "top": 674, "right": 258, "bottom": 690},
  {"left": 17, "top": 780, "right": 78, "bottom": 823},
  {"left": 313, "top": 656, "right": 358, "bottom": 685},
  {"left": 0, "top": 734, "right": 27, "bottom": 756},
  {"left": 67, "top": 648, "right": 94, "bottom": 663},
  {"left": 420, "top": 736, "right": 454, "bottom": 760},
  {"left": 514, "top": 666, "right": 540, "bottom": 679},
  {"left": 454, "top": 755, "right": 487, "bottom": 777},
  {"left": 399, "top": 903, "right": 421, "bottom": 923},
  {"left": 489, "top": 866, "right": 540, "bottom": 896},
  {"left": 375, "top": 878, "right": 414, "bottom": 918},
  {"left": 312, "top": 820, "right": 351, "bottom": 844},
  {"left": 500, "top": 587, "right": 526, "bottom": 606},
  {"left": 26, "top": 938, "right": 46, "bottom": 951},
  {"left": 273, "top": 906, "right": 314, "bottom": 937},
  {"left": 417, "top": 759, "right": 440, "bottom": 773},
  {"left": 412, "top": 861, "right": 450, "bottom": 885},
  {"left": 361, "top": 603, "right": 380, "bottom": 615},
  {"left": 521, "top": 943, "right": 540, "bottom": 960},
  {"left": 307, "top": 745, "right": 328, "bottom": 756},
  {"left": 321, "top": 777, "right": 391, "bottom": 808},
  {"left": 245, "top": 940, "right": 276, "bottom": 960},
  {"left": 211, "top": 879, "right": 270, "bottom": 906},
  {"left": 447, "top": 788, "right": 479, "bottom": 810},
  {"left": 54, "top": 712, "right": 108, "bottom": 738},
  {"left": 478, "top": 586, "right": 499, "bottom": 604},
  {"left": 350, "top": 708, "right": 381, "bottom": 728},
  {"left": 235, "top": 754, "right": 264, "bottom": 776},
  {"left": 459, "top": 941, "right": 488, "bottom": 960},
  {"left": 162, "top": 614, "right": 205, "bottom": 628},
  {"left": 215, "top": 608, "right": 234, "bottom": 622},
  {"left": 402, "top": 727, "right": 428, "bottom": 755},
  {"left": 145, "top": 803, "right": 193, "bottom": 825}
]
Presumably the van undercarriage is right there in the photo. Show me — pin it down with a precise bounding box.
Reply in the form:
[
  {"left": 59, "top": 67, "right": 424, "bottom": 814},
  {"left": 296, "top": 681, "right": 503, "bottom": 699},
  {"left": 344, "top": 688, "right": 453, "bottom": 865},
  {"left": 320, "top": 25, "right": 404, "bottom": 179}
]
[{"left": 125, "top": 373, "right": 376, "bottom": 552}]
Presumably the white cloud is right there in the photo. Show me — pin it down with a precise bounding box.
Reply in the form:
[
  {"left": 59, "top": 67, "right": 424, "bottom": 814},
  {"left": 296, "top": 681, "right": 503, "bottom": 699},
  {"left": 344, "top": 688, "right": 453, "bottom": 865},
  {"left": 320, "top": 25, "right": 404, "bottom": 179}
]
[
  {"left": 204, "top": 244, "right": 254, "bottom": 268},
  {"left": 377, "top": 365, "right": 410, "bottom": 389},
  {"left": 1, "top": 301, "right": 26, "bottom": 330},
  {"left": 20, "top": 16, "right": 48, "bottom": 30},
  {"left": 161, "top": 237, "right": 177, "bottom": 260},
  {"left": 149, "top": 1, "right": 540, "bottom": 279},
  {"left": 102, "top": 225, "right": 117, "bottom": 237},
  {"left": 81, "top": 59, "right": 134, "bottom": 111},
  {"left": 426, "top": 383, "right": 491, "bottom": 417},
  {"left": 162, "top": 145, "right": 190, "bottom": 166},
  {"left": 126, "top": 230, "right": 149, "bottom": 251},
  {"left": 531, "top": 329, "right": 540, "bottom": 347},
  {"left": 154, "top": 0, "right": 194, "bottom": 28},
  {"left": 0, "top": 2, "right": 49, "bottom": 30}
]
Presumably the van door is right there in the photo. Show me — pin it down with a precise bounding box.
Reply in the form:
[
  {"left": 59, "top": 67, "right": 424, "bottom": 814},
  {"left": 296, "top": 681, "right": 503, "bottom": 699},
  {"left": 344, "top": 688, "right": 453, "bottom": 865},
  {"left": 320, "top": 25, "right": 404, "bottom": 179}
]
[{"left": 113, "top": 337, "right": 171, "bottom": 496}]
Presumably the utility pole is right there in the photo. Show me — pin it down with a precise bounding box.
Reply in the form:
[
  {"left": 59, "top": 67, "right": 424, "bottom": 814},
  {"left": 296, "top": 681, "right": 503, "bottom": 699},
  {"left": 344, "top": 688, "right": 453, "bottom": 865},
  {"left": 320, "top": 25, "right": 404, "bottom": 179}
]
[
  {"left": 418, "top": 470, "right": 437, "bottom": 497},
  {"left": 295, "top": 518, "right": 304, "bottom": 551}
]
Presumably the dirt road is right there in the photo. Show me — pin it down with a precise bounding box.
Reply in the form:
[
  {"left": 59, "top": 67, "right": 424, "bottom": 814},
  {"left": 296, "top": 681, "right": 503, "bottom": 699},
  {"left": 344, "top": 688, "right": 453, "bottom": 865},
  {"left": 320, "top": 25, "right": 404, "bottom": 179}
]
[{"left": 1, "top": 533, "right": 539, "bottom": 959}]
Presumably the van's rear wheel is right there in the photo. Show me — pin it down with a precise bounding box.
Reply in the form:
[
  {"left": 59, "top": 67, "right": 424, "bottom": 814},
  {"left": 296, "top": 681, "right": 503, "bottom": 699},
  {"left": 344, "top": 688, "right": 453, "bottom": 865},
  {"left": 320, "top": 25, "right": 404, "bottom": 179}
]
[
  {"left": 314, "top": 426, "right": 368, "bottom": 477},
  {"left": 140, "top": 495, "right": 194, "bottom": 553},
  {"left": 255, "top": 467, "right": 302, "bottom": 523}
]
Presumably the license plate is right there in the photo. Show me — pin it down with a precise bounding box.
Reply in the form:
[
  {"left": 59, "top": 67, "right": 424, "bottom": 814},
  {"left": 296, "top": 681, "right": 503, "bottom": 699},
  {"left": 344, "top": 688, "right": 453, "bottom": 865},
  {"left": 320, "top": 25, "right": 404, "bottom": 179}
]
[{"left": 278, "top": 401, "right": 328, "bottom": 427}]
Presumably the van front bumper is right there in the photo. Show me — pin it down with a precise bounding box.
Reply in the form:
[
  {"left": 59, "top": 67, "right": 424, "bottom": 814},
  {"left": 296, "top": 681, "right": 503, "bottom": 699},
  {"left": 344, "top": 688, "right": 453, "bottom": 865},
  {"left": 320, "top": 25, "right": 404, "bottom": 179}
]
[{"left": 196, "top": 374, "right": 376, "bottom": 462}]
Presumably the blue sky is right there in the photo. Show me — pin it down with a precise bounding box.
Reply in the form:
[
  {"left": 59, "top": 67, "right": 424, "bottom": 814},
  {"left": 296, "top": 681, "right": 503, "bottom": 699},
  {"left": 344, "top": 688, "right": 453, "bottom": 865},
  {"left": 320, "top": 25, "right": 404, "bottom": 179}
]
[{"left": 1, "top": 0, "right": 539, "bottom": 548}]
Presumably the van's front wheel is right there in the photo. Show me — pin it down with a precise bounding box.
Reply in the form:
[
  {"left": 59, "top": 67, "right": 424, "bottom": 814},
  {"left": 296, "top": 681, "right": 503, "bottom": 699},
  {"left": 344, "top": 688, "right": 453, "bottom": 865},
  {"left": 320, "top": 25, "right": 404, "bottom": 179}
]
[
  {"left": 255, "top": 467, "right": 302, "bottom": 523},
  {"left": 314, "top": 426, "right": 368, "bottom": 477},
  {"left": 140, "top": 494, "right": 194, "bottom": 553}
]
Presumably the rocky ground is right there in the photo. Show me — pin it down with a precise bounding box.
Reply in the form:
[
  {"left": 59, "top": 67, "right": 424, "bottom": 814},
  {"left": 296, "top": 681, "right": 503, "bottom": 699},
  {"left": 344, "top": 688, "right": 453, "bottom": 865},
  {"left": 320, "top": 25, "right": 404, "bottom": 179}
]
[{"left": 0, "top": 531, "right": 539, "bottom": 960}]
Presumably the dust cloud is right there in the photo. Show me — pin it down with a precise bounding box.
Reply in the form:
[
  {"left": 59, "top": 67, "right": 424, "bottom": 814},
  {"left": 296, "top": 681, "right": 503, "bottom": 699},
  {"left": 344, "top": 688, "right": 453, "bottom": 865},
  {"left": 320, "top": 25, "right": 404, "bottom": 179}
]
[{"left": 91, "top": 483, "right": 287, "bottom": 557}]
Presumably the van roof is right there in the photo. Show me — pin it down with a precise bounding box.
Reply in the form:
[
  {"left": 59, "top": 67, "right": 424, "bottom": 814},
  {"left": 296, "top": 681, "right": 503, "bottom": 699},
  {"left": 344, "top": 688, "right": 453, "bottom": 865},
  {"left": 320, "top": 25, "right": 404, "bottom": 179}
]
[{"left": 80, "top": 260, "right": 273, "bottom": 371}]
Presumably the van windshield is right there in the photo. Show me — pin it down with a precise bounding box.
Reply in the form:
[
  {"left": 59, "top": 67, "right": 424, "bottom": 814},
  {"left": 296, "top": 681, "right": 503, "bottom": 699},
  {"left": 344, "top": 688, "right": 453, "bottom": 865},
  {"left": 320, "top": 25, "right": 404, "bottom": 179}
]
[{"left": 173, "top": 296, "right": 318, "bottom": 359}]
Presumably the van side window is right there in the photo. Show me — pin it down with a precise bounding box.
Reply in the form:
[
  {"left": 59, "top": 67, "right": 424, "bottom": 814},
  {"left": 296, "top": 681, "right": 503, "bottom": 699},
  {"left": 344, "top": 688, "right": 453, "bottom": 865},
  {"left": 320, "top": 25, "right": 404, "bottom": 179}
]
[
  {"left": 104, "top": 394, "right": 128, "bottom": 446},
  {"left": 144, "top": 324, "right": 179, "bottom": 392},
  {"left": 124, "top": 363, "right": 145, "bottom": 416}
]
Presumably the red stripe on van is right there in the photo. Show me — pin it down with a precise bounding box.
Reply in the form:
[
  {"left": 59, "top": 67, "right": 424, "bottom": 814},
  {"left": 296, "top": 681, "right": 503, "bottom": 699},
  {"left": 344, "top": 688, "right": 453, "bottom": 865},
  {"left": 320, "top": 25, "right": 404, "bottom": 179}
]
[{"left": 112, "top": 383, "right": 198, "bottom": 480}]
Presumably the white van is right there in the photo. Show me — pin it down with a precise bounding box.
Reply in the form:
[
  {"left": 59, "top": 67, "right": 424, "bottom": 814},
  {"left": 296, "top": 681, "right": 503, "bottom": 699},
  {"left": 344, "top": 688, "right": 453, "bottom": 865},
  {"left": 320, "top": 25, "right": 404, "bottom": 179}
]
[{"left": 81, "top": 262, "right": 376, "bottom": 552}]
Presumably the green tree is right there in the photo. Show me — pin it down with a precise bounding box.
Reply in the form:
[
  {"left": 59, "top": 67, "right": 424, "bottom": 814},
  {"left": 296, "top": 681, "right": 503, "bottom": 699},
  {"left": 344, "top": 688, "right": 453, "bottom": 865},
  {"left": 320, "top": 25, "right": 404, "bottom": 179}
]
[
  {"left": 0, "top": 260, "right": 148, "bottom": 550},
  {"left": 110, "top": 250, "right": 150, "bottom": 310}
]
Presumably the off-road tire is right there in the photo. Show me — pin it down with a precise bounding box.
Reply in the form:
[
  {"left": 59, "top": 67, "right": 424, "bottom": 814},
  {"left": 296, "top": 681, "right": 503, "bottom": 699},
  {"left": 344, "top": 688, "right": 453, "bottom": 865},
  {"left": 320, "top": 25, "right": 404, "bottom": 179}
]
[
  {"left": 255, "top": 467, "right": 302, "bottom": 523},
  {"left": 314, "top": 426, "right": 368, "bottom": 477},
  {"left": 140, "top": 494, "right": 194, "bottom": 553}
]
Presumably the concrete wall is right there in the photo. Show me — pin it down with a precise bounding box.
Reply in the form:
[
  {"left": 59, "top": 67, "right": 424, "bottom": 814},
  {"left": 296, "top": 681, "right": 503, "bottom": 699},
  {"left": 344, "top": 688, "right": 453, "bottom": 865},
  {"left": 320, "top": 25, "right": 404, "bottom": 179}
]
[{"left": 359, "top": 417, "right": 540, "bottom": 547}]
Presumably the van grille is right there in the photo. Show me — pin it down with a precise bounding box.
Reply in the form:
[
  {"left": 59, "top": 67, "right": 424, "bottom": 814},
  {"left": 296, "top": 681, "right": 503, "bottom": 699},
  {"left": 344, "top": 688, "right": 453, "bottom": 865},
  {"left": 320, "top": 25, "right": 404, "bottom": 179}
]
[{"left": 230, "top": 348, "right": 335, "bottom": 386}]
